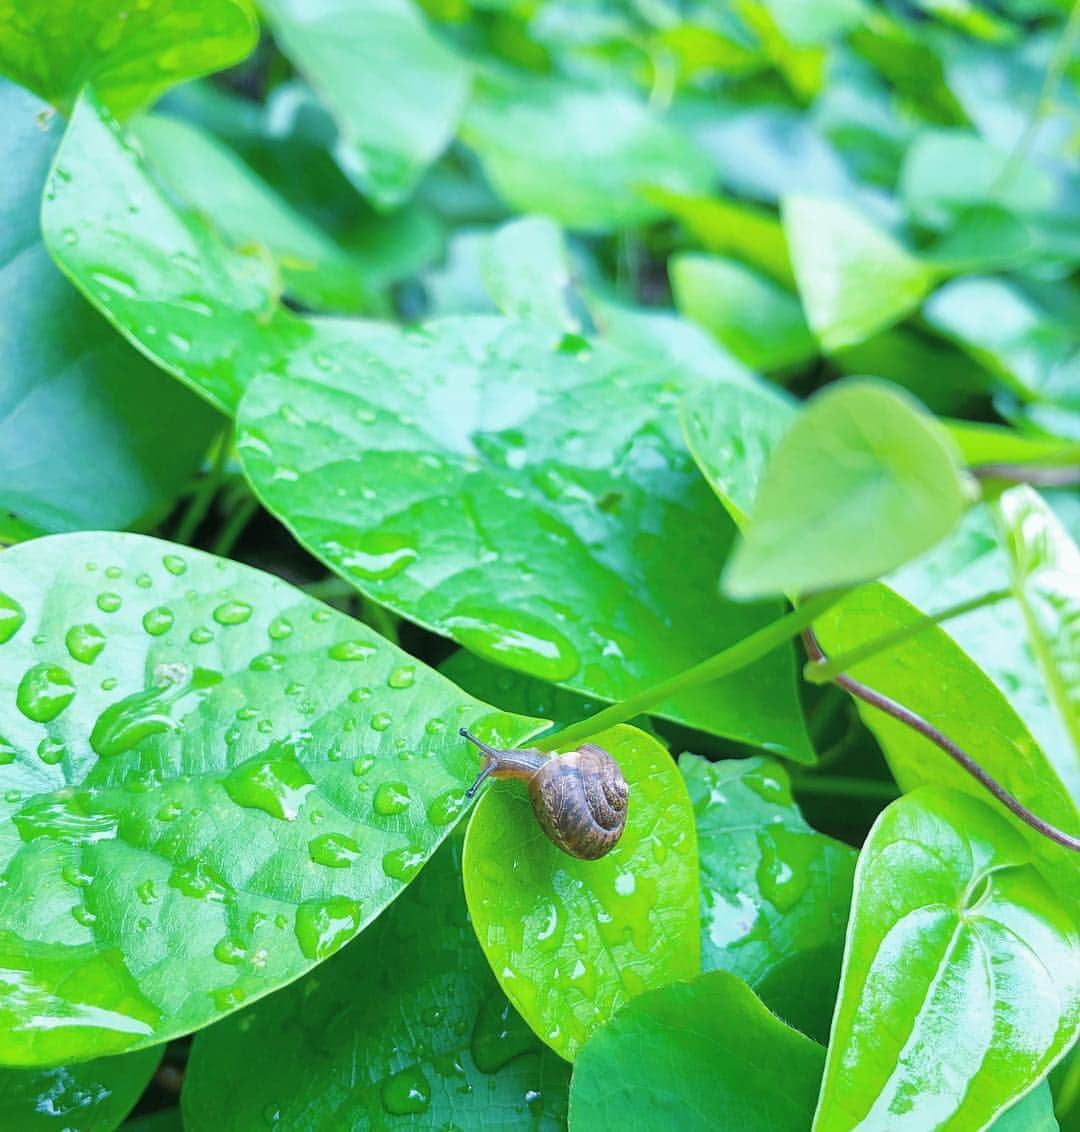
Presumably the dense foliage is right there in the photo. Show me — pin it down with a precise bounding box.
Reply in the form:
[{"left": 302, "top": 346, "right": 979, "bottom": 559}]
[{"left": 0, "top": 0, "right": 1078, "bottom": 1128}]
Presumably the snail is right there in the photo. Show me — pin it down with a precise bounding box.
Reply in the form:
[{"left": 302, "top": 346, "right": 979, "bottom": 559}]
[{"left": 459, "top": 728, "right": 629, "bottom": 860}]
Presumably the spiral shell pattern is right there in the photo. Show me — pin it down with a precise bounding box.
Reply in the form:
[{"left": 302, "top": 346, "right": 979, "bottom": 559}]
[{"left": 529, "top": 743, "right": 629, "bottom": 860}]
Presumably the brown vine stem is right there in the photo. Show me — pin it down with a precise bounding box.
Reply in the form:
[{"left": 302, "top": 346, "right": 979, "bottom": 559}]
[
  {"left": 971, "top": 463, "right": 1080, "bottom": 488},
  {"left": 802, "top": 628, "right": 1080, "bottom": 853}
]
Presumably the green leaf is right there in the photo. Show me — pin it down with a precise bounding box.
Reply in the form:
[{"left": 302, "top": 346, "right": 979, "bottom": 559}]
[
  {"left": 130, "top": 113, "right": 371, "bottom": 313},
  {"left": 0, "top": 1046, "right": 161, "bottom": 1130},
  {"left": 0, "top": 0, "right": 256, "bottom": 118},
  {"left": 945, "top": 420, "right": 1080, "bottom": 469},
  {"left": 783, "top": 195, "right": 936, "bottom": 351},
  {"left": 992, "top": 1083, "right": 1058, "bottom": 1132},
  {"left": 42, "top": 92, "right": 296, "bottom": 414},
  {"left": 236, "top": 314, "right": 814, "bottom": 758},
  {"left": 462, "top": 74, "right": 713, "bottom": 231},
  {"left": 814, "top": 584, "right": 1080, "bottom": 911},
  {"left": 182, "top": 838, "right": 569, "bottom": 1130},
  {"left": 0, "top": 81, "right": 219, "bottom": 537},
  {"left": 481, "top": 216, "right": 577, "bottom": 331},
  {"left": 463, "top": 725, "right": 699, "bottom": 1061},
  {"left": 724, "top": 380, "right": 971, "bottom": 598},
  {"left": 680, "top": 380, "right": 797, "bottom": 528},
  {"left": 994, "top": 486, "right": 1080, "bottom": 769},
  {"left": 670, "top": 254, "right": 816, "bottom": 372},
  {"left": 682, "top": 754, "right": 856, "bottom": 1044},
  {"left": 0, "top": 531, "right": 536, "bottom": 1065},
  {"left": 259, "top": 0, "right": 470, "bottom": 209},
  {"left": 568, "top": 970, "right": 825, "bottom": 1131},
  {"left": 814, "top": 788, "right": 1080, "bottom": 1131}
]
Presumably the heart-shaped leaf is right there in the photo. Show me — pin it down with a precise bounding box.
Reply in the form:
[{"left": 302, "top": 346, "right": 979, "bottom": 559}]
[
  {"left": 568, "top": 970, "right": 825, "bottom": 1131},
  {"left": 724, "top": 380, "right": 971, "bottom": 598},
  {"left": 462, "top": 74, "right": 713, "bottom": 231},
  {"left": 0, "top": 1045, "right": 162, "bottom": 1130},
  {"left": 0, "top": 82, "right": 219, "bottom": 538},
  {"left": 0, "top": 531, "right": 536, "bottom": 1065},
  {"left": 462, "top": 725, "right": 699, "bottom": 1061},
  {"left": 0, "top": 0, "right": 256, "bottom": 118},
  {"left": 783, "top": 196, "right": 937, "bottom": 351},
  {"left": 814, "top": 788, "right": 1080, "bottom": 1131},
  {"left": 42, "top": 92, "right": 297, "bottom": 414},
  {"left": 236, "top": 313, "right": 813, "bottom": 758},
  {"left": 259, "top": 0, "right": 470, "bottom": 209},
  {"left": 183, "top": 838, "right": 569, "bottom": 1130},
  {"left": 682, "top": 754, "right": 856, "bottom": 1043}
]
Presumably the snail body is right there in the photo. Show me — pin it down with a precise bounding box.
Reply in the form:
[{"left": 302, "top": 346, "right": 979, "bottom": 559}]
[{"left": 460, "top": 729, "right": 628, "bottom": 860}]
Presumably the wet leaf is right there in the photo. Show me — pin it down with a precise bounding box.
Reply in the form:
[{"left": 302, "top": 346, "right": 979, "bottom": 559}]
[
  {"left": 183, "top": 839, "right": 569, "bottom": 1130},
  {"left": 463, "top": 725, "right": 699, "bottom": 1061},
  {"left": 0, "top": 0, "right": 256, "bottom": 118},
  {"left": 236, "top": 314, "right": 814, "bottom": 757},
  {"left": 0, "top": 531, "right": 536, "bottom": 1064},
  {"left": 724, "top": 380, "right": 971, "bottom": 598},
  {"left": 682, "top": 754, "right": 856, "bottom": 1044},
  {"left": 814, "top": 788, "right": 1080, "bottom": 1131},
  {"left": 568, "top": 970, "right": 824, "bottom": 1131},
  {"left": 481, "top": 216, "right": 577, "bottom": 331}
]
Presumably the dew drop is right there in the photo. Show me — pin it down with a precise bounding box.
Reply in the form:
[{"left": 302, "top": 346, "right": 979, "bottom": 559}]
[
  {"left": 267, "top": 616, "right": 293, "bottom": 641},
  {"left": 214, "top": 600, "right": 253, "bottom": 626},
  {"left": 17, "top": 663, "right": 75, "bottom": 722},
  {"left": 471, "top": 992, "right": 537, "bottom": 1073},
  {"left": 352, "top": 756, "right": 375, "bottom": 778},
  {"left": 36, "top": 737, "right": 66, "bottom": 766},
  {"left": 380, "top": 1066, "right": 431, "bottom": 1116},
  {"left": 446, "top": 605, "right": 580, "bottom": 682},
  {"left": 13, "top": 796, "right": 118, "bottom": 845},
  {"left": 96, "top": 592, "right": 122, "bottom": 613},
  {"left": 169, "top": 860, "right": 234, "bottom": 903},
  {"left": 372, "top": 782, "right": 411, "bottom": 816},
  {"left": 223, "top": 743, "right": 315, "bottom": 821},
  {"left": 381, "top": 844, "right": 425, "bottom": 883},
  {"left": 309, "top": 832, "right": 361, "bottom": 868},
  {"left": 142, "top": 607, "right": 174, "bottom": 636},
  {"left": 249, "top": 652, "right": 285, "bottom": 672},
  {"left": 387, "top": 665, "right": 415, "bottom": 689},
  {"left": 72, "top": 905, "right": 96, "bottom": 927},
  {"left": 163, "top": 554, "right": 187, "bottom": 576},
  {"left": 189, "top": 627, "right": 214, "bottom": 645},
  {"left": 213, "top": 937, "right": 247, "bottom": 965},
  {"left": 294, "top": 896, "right": 361, "bottom": 959},
  {"left": 0, "top": 736, "right": 15, "bottom": 765},
  {"left": 427, "top": 789, "right": 467, "bottom": 826},
  {"left": 0, "top": 593, "right": 26, "bottom": 643},
  {"left": 136, "top": 573, "right": 153, "bottom": 589},
  {"left": 65, "top": 623, "right": 105, "bottom": 664},
  {"left": 89, "top": 667, "right": 189, "bottom": 757},
  {"left": 328, "top": 639, "right": 377, "bottom": 662}
]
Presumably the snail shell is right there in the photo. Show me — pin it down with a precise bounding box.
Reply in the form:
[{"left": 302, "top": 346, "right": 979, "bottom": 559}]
[{"left": 460, "top": 729, "right": 629, "bottom": 860}]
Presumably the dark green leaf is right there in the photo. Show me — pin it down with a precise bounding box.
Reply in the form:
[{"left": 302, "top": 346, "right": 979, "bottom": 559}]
[
  {"left": 0, "top": 531, "right": 535, "bottom": 1064},
  {"left": 183, "top": 839, "right": 569, "bottom": 1130},
  {"left": 463, "top": 725, "right": 699, "bottom": 1061},
  {"left": 815, "top": 788, "right": 1080, "bottom": 1131},
  {"left": 568, "top": 970, "right": 825, "bottom": 1131}
]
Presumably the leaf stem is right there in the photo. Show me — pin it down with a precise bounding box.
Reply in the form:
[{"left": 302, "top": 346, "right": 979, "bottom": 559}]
[
  {"left": 971, "top": 463, "right": 1080, "bottom": 488},
  {"left": 803, "top": 587, "right": 1012, "bottom": 684},
  {"left": 533, "top": 589, "right": 846, "bottom": 751},
  {"left": 210, "top": 496, "right": 259, "bottom": 559},
  {"left": 175, "top": 430, "right": 230, "bottom": 546},
  {"left": 803, "top": 628, "right": 1080, "bottom": 853}
]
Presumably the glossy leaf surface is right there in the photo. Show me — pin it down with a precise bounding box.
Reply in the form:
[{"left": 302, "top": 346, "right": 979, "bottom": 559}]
[
  {"left": 0, "top": 81, "right": 218, "bottom": 537},
  {"left": 259, "top": 0, "right": 470, "bottom": 208},
  {"left": 724, "top": 380, "right": 970, "bottom": 598},
  {"left": 42, "top": 93, "right": 296, "bottom": 414},
  {"left": 0, "top": 1046, "right": 161, "bottom": 1130},
  {"left": 568, "top": 970, "right": 824, "bottom": 1131},
  {"left": 237, "top": 314, "right": 813, "bottom": 757},
  {"left": 463, "top": 726, "right": 699, "bottom": 1061},
  {"left": 815, "top": 788, "right": 1080, "bottom": 1131},
  {"left": 0, "top": 0, "right": 256, "bottom": 117},
  {"left": 0, "top": 532, "right": 535, "bottom": 1065},
  {"left": 481, "top": 216, "right": 577, "bottom": 331},
  {"left": 183, "top": 839, "right": 569, "bottom": 1130},
  {"left": 682, "top": 754, "right": 856, "bottom": 1043}
]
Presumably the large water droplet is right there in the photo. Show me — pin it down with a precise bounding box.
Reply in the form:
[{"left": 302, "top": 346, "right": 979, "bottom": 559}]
[
  {"left": 36, "top": 737, "right": 66, "bottom": 766},
  {"left": 16, "top": 664, "right": 75, "bottom": 723},
  {"left": 309, "top": 832, "right": 361, "bottom": 868},
  {"left": 142, "top": 606, "right": 174, "bottom": 636},
  {"left": 267, "top": 616, "right": 293, "bottom": 641},
  {"left": 163, "top": 554, "right": 187, "bottom": 576},
  {"left": 372, "top": 782, "right": 411, "bottom": 816},
  {"left": 381, "top": 844, "right": 425, "bottom": 882},
  {"left": 90, "top": 667, "right": 189, "bottom": 757},
  {"left": 756, "top": 826, "right": 814, "bottom": 912},
  {"left": 223, "top": 743, "right": 315, "bottom": 821},
  {"left": 14, "top": 795, "right": 118, "bottom": 845},
  {"left": 213, "top": 600, "right": 253, "bottom": 626},
  {"left": 328, "top": 640, "right": 377, "bottom": 662},
  {"left": 387, "top": 665, "right": 415, "bottom": 689},
  {"left": 380, "top": 1066, "right": 431, "bottom": 1116},
  {"left": 426, "top": 789, "right": 467, "bottom": 826},
  {"left": 65, "top": 623, "right": 105, "bottom": 664},
  {"left": 0, "top": 593, "right": 25, "bottom": 643},
  {"left": 96, "top": 592, "right": 122, "bottom": 613},
  {"left": 446, "top": 606, "right": 579, "bottom": 682},
  {"left": 320, "top": 533, "right": 417, "bottom": 581},
  {"left": 471, "top": 992, "right": 536, "bottom": 1073},
  {"left": 169, "top": 859, "right": 234, "bottom": 903},
  {"left": 294, "top": 896, "right": 361, "bottom": 959}
]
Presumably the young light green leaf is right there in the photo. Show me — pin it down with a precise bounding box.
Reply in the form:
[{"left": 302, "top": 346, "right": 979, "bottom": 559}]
[
  {"left": 0, "top": 0, "right": 256, "bottom": 118},
  {"left": 994, "top": 486, "right": 1080, "bottom": 766},
  {"left": 0, "top": 81, "right": 219, "bottom": 536},
  {"left": 183, "top": 838, "right": 569, "bottom": 1130},
  {"left": 480, "top": 216, "right": 578, "bottom": 331},
  {"left": 0, "top": 532, "right": 536, "bottom": 1065},
  {"left": 236, "top": 314, "right": 814, "bottom": 758},
  {"left": 945, "top": 421, "right": 1080, "bottom": 469},
  {"left": 131, "top": 114, "right": 371, "bottom": 313},
  {"left": 259, "top": 0, "right": 470, "bottom": 209},
  {"left": 0, "top": 1046, "right": 162, "bottom": 1131},
  {"left": 462, "top": 74, "right": 714, "bottom": 231},
  {"left": 42, "top": 92, "right": 298, "bottom": 414},
  {"left": 682, "top": 754, "right": 856, "bottom": 1044},
  {"left": 568, "top": 970, "right": 825, "bottom": 1131},
  {"left": 463, "top": 725, "right": 699, "bottom": 1061},
  {"left": 814, "top": 788, "right": 1080, "bottom": 1132},
  {"left": 670, "top": 254, "right": 816, "bottom": 372},
  {"left": 724, "top": 380, "right": 971, "bottom": 598},
  {"left": 783, "top": 195, "right": 937, "bottom": 351}
]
